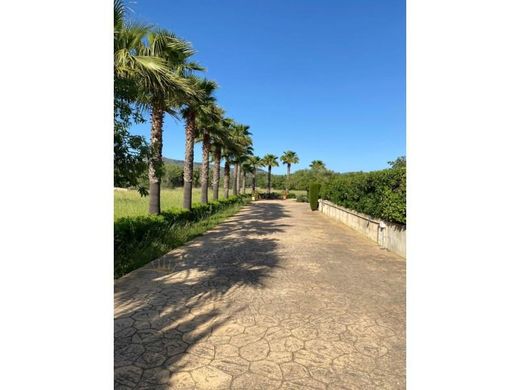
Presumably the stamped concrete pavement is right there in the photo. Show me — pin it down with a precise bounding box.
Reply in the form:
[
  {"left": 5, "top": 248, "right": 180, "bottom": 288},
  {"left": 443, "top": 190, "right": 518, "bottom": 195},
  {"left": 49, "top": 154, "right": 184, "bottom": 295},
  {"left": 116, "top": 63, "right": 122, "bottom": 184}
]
[{"left": 114, "top": 200, "right": 405, "bottom": 389}]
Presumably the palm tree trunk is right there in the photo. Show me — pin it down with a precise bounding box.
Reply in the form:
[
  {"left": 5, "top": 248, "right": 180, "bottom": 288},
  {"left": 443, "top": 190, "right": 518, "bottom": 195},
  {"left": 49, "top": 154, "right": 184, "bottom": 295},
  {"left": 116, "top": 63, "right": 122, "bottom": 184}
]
[
  {"left": 252, "top": 169, "right": 257, "bottom": 192},
  {"left": 148, "top": 104, "right": 164, "bottom": 215},
  {"left": 183, "top": 110, "right": 195, "bottom": 210},
  {"left": 212, "top": 146, "right": 221, "bottom": 201},
  {"left": 237, "top": 165, "right": 241, "bottom": 193},
  {"left": 242, "top": 170, "right": 246, "bottom": 194},
  {"left": 224, "top": 160, "right": 230, "bottom": 198},
  {"left": 200, "top": 131, "right": 210, "bottom": 204},
  {"left": 268, "top": 166, "right": 272, "bottom": 196},
  {"left": 233, "top": 164, "right": 239, "bottom": 195},
  {"left": 285, "top": 163, "right": 291, "bottom": 194}
]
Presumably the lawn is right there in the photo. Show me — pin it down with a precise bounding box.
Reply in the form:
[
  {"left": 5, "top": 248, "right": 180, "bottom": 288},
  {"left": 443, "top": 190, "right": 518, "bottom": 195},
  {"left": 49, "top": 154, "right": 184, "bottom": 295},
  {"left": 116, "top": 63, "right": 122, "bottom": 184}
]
[
  {"left": 114, "top": 187, "right": 307, "bottom": 219},
  {"left": 114, "top": 187, "right": 225, "bottom": 219}
]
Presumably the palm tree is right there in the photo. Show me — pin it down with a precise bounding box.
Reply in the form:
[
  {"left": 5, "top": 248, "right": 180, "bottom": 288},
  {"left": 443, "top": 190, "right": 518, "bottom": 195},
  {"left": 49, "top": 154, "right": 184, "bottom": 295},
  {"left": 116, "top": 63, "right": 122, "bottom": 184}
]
[
  {"left": 210, "top": 118, "right": 233, "bottom": 200},
  {"left": 242, "top": 165, "right": 248, "bottom": 194},
  {"left": 247, "top": 156, "right": 263, "bottom": 193},
  {"left": 262, "top": 154, "right": 279, "bottom": 196},
  {"left": 181, "top": 78, "right": 218, "bottom": 210},
  {"left": 281, "top": 150, "right": 299, "bottom": 195},
  {"left": 233, "top": 162, "right": 240, "bottom": 196},
  {"left": 228, "top": 123, "right": 252, "bottom": 196},
  {"left": 310, "top": 160, "right": 326, "bottom": 171},
  {"left": 143, "top": 33, "right": 203, "bottom": 214},
  {"left": 223, "top": 152, "right": 232, "bottom": 199},
  {"left": 114, "top": 2, "right": 191, "bottom": 97},
  {"left": 234, "top": 153, "right": 252, "bottom": 194},
  {"left": 196, "top": 104, "right": 223, "bottom": 204},
  {"left": 114, "top": 1, "right": 201, "bottom": 214},
  {"left": 219, "top": 119, "right": 237, "bottom": 199}
]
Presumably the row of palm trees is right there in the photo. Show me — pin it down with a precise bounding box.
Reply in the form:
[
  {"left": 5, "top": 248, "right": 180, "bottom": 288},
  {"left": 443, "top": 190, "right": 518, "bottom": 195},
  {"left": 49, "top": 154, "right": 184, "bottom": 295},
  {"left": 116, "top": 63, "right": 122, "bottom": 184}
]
[
  {"left": 115, "top": 1, "right": 303, "bottom": 213},
  {"left": 244, "top": 151, "right": 300, "bottom": 195},
  {"left": 114, "top": 1, "right": 257, "bottom": 214}
]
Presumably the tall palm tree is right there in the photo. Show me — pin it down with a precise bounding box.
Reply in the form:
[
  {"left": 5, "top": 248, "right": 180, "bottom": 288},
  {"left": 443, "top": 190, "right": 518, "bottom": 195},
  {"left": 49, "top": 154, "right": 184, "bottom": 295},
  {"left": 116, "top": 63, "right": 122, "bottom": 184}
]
[
  {"left": 181, "top": 78, "right": 218, "bottom": 210},
  {"left": 219, "top": 118, "right": 237, "bottom": 199},
  {"left": 242, "top": 162, "right": 253, "bottom": 194},
  {"left": 238, "top": 148, "right": 253, "bottom": 194},
  {"left": 210, "top": 117, "right": 233, "bottom": 200},
  {"left": 242, "top": 167, "right": 247, "bottom": 194},
  {"left": 114, "top": 1, "right": 201, "bottom": 214},
  {"left": 281, "top": 150, "right": 300, "bottom": 195},
  {"left": 310, "top": 160, "right": 326, "bottom": 171},
  {"left": 223, "top": 152, "right": 232, "bottom": 199},
  {"left": 234, "top": 153, "right": 252, "bottom": 194},
  {"left": 143, "top": 33, "right": 203, "bottom": 214},
  {"left": 233, "top": 162, "right": 240, "bottom": 196},
  {"left": 262, "top": 154, "right": 279, "bottom": 196},
  {"left": 228, "top": 123, "right": 252, "bottom": 196},
  {"left": 247, "top": 156, "right": 263, "bottom": 193},
  {"left": 196, "top": 104, "right": 223, "bottom": 204}
]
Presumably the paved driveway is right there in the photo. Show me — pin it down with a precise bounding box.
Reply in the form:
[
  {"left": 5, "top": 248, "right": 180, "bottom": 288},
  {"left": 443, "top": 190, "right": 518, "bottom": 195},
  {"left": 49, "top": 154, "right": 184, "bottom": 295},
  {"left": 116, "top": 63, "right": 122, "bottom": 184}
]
[{"left": 115, "top": 200, "right": 405, "bottom": 389}]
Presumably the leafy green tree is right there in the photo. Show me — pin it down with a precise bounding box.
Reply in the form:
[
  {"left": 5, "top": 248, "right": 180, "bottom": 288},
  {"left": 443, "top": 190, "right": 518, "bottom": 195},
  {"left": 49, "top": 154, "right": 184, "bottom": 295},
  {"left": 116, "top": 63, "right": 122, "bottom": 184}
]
[
  {"left": 193, "top": 167, "right": 201, "bottom": 187},
  {"left": 262, "top": 154, "right": 279, "bottom": 196},
  {"left": 162, "top": 164, "right": 184, "bottom": 188},
  {"left": 271, "top": 174, "right": 286, "bottom": 190},
  {"left": 281, "top": 150, "right": 299, "bottom": 193},
  {"left": 388, "top": 156, "right": 406, "bottom": 169},
  {"left": 113, "top": 101, "right": 149, "bottom": 194}
]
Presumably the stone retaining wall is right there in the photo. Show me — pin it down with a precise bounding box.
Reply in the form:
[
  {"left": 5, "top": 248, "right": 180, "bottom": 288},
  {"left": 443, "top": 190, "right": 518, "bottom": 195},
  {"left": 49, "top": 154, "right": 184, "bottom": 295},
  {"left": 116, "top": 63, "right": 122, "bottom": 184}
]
[{"left": 318, "top": 199, "right": 406, "bottom": 258}]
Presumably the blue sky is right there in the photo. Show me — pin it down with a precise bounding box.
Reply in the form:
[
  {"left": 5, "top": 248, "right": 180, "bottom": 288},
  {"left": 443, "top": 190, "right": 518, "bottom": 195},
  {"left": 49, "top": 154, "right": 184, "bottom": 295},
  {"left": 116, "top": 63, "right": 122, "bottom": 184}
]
[{"left": 126, "top": 0, "right": 405, "bottom": 174}]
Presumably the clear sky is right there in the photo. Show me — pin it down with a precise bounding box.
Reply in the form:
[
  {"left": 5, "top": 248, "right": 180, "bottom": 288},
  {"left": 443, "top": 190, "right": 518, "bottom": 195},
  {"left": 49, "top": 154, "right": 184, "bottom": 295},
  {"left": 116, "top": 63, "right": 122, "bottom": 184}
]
[{"left": 126, "top": 0, "right": 405, "bottom": 174}]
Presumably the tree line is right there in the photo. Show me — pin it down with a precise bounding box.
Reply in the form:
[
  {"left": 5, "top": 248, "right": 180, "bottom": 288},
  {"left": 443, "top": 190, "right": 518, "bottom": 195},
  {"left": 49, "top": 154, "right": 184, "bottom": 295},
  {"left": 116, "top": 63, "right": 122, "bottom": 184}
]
[{"left": 114, "top": 0, "right": 300, "bottom": 214}]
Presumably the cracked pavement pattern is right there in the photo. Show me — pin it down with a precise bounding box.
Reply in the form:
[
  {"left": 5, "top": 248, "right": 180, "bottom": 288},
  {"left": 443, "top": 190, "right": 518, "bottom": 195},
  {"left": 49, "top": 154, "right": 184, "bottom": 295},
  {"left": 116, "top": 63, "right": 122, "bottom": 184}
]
[{"left": 115, "top": 200, "right": 405, "bottom": 389}]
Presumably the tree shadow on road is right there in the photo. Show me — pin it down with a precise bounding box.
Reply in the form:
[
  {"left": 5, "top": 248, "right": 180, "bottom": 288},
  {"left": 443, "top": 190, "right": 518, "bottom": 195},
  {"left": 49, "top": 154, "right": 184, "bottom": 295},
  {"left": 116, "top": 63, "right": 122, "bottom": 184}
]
[{"left": 114, "top": 201, "right": 289, "bottom": 388}]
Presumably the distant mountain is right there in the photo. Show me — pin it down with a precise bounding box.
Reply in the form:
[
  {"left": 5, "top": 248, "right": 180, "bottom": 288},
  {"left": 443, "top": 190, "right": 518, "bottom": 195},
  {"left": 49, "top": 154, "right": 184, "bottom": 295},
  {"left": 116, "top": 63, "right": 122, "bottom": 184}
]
[{"left": 163, "top": 157, "right": 202, "bottom": 169}]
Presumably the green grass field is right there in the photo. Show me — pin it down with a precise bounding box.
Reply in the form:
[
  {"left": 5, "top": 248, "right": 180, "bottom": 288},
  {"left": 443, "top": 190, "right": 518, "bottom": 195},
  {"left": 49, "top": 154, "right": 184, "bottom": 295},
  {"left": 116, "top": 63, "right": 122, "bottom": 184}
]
[
  {"left": 114, "top": 187, "right": 307, "bottom": 220},
  {"left": 114, "top": 188, "right": 221, "bottom": 219}
]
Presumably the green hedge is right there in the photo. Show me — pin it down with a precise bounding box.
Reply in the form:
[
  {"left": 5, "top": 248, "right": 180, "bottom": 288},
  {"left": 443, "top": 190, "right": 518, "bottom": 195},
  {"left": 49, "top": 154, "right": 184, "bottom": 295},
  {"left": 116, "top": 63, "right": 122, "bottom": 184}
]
[
  {"left": 309, "top": 183, "right": 321, "bottom": 211},
  {"left": 320, "top": 166, "right": 406, "bottom": 224},
  {"left": 115, "top": 195, "right": 250, "bottom": 277}
]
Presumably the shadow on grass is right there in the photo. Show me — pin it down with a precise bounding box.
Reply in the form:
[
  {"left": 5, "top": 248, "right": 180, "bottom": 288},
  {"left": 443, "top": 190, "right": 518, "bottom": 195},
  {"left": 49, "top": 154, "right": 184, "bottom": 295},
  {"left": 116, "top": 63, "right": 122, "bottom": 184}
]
[
  {"left": 114, "top": 202, "right": 289, "bottom": 388},
  {"left": 114, "top": 202, "right": 248, "bottom": 278}
]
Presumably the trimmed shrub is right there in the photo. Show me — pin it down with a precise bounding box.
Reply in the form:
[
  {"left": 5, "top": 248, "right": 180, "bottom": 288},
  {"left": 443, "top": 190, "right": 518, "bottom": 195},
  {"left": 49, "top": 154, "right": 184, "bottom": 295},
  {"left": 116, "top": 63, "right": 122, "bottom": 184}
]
[
  {"left": 114, "top": 195, "right": 250, "bottom": 277},
  {"left": 259, "top": 192, "right": 282, "bottom": 200},
  {"left": 309, "top": 183, "right": 321, "bottom": 211},
  {"left": 296, "top": 194, "right": 308, "bottom": 203},
  {"left": 320, "top": 166, "right": 406, "bottom": 224},
  {"left": 286, "top": 192, "right": 297, "bottom": 199}
]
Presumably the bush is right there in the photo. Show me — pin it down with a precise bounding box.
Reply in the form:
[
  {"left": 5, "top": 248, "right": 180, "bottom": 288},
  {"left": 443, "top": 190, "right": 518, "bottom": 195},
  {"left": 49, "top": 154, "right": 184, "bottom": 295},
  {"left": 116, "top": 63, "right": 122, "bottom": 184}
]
[
  {"left": 258, "top": 192, "right": 282, "bottom": 200},
  {"left": 287, "top": 192, "right": 297, "bottom": 199},
  {"left": 114, "top": 195, "right": 250, "bottom": 277},
  {"left": 320, "top": 165, "right": 406, "bottom": 224},
  {"left": 296, "top": 194, "right": 308, "bottom": 203},
  {"left": 309, "top": 183, "right": 321, "bottom": 211}
]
